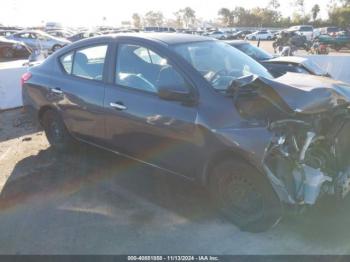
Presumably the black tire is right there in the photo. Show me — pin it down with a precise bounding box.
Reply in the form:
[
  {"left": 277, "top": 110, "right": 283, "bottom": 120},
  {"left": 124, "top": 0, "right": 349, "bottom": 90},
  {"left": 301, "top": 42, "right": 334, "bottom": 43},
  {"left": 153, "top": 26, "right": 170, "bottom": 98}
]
[
  {"left": 2, "top": 47, "right": 14, "bottom": 58},
  {"left": 334, "top": 45, "right": 342, "bottom": 52},
  {"left": 267, "top": 36, "right": 272, "bottom": 40},
  {"left": 52, "top": 44, "right": 62, "bottom": 52},
  {"left": 209, "top": 159, "right": 282, "bottom": 232},
  {"left": 252, "top": 36, "right": 256, "bottom": 41},
  {"left": 42, "top": 110, "right": 76, "bottom": 152}
]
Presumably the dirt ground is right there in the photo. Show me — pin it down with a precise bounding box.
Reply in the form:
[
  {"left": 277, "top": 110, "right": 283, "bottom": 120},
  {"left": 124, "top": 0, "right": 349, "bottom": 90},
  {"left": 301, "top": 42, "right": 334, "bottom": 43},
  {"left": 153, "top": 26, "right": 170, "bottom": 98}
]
[{"left": 2, "top": 108, "right": 350, "bottom": 254}]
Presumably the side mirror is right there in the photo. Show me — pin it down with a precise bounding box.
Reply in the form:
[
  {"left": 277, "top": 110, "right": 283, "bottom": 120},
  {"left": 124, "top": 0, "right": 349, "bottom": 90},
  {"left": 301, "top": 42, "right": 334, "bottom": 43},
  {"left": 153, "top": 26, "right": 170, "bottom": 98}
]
[{"left": 158, "top": 85, "right": 190, "bottom": 102}]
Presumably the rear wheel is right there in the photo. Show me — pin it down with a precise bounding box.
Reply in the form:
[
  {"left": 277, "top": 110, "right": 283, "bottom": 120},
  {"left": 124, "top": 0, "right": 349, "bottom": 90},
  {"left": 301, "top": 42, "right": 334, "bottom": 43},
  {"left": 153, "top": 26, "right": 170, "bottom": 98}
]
[
  {"left": 2, "top": 47, "right": 14, "bottom": 58},
  {"left": 252, "top": 36, "right": 256, "bottom": 41},
  {"left": 209, "top": 159, "right": 282, "bottom": 232},
  {"left": 42, "top": 110, "right": 76, "bottom": 152},
  {"left": 52, "top": 44, "right": 62, "bottom": 52}
]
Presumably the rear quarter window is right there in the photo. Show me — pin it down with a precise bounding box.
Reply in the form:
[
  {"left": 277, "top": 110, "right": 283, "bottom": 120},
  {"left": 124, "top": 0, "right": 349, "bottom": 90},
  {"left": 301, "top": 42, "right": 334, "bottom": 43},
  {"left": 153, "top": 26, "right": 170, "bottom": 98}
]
[{"left": 60, "top": 52, "right": 74, "bottom": 74}]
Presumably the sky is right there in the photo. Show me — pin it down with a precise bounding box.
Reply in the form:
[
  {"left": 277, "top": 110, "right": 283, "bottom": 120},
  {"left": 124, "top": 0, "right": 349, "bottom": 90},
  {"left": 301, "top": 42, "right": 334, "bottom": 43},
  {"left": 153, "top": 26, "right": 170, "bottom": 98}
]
[{"left": 0, "top": 0, "right": 332, "bottom": 27}]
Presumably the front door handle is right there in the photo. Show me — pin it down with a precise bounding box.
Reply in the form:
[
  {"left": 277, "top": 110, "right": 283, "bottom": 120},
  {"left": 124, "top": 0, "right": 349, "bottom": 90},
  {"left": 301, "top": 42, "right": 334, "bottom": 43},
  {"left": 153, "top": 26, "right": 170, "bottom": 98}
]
[
  {"left": 51, "top": 88, "right": 63, "bottom": 95},
  {"left": 110, "top": 102, "right": 127, "bottom": 111}
]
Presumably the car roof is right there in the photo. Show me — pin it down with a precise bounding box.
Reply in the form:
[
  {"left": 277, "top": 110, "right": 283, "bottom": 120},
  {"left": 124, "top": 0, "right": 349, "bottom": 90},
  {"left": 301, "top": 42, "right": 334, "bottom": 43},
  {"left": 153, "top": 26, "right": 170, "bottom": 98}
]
[
  {"left": 73, "top": 33, "right": 215, "bottom": 46},
  {"left": 117, "top": 33, "right": 214, "bottom": 45},
  {"left": 225, "top": 40, "right": 248, "bottom": 46}
]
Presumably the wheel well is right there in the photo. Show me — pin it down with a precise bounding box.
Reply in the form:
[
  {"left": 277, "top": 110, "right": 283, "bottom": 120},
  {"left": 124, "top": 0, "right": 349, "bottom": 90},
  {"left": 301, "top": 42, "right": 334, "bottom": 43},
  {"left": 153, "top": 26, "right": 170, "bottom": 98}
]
[
  {"left": 52, "top": 44, "right": 61, "bottom": 49},
  {"left": 201, "top": 150, "right": 254, "bottom": 186}
]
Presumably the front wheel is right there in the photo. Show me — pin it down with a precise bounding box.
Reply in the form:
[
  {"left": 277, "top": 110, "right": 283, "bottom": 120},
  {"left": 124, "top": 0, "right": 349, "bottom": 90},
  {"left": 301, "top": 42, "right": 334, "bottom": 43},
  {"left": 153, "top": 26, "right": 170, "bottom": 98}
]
[
  {"left": 42, "top": 110, "right": 76, "bottom": 152},
  {"left": 209, "top": 159, "right": 282, "bottom": 232}
]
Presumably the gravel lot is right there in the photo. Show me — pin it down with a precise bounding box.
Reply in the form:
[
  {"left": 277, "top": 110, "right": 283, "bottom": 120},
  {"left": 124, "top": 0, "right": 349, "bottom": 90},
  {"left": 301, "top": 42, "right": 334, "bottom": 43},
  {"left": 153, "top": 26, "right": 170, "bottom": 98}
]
[{"left": 1, "top": 108, "right": 350, "bottom": 254}]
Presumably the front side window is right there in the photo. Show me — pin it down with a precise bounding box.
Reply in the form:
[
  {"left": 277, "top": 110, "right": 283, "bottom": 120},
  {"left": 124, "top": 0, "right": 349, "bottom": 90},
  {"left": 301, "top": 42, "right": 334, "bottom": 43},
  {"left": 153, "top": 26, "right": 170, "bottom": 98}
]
[
  {"left": 72, "top": 45, "right": 107, "bottom": 81},
  {"left": 115, "top": 44, "right": 188, "bottom": 93}
]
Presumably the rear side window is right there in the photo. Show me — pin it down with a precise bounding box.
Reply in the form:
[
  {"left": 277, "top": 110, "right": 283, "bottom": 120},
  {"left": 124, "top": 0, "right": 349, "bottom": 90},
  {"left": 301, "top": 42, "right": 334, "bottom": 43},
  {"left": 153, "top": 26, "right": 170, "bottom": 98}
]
[
  {"left": 72, "top": 45, "right": 107, "bottom": 81},
  {"left": 300, "top": 26, "right": 313, "bottom": 32},
  {"left": 60, "top": 52, "right": 73, "bottom": 74}
]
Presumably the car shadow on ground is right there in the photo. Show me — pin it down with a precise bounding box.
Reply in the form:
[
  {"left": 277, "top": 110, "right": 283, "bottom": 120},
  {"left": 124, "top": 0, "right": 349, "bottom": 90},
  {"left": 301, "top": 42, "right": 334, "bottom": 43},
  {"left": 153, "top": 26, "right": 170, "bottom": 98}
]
[
  {"left": 0, "top": 145, "right": 224, "bottom": 254},
  {"left": 1, "top": 144, "right": 214, "bottom": 220},
  {"left": 2, "top": 144, "right": 350, "bottom": 253}
]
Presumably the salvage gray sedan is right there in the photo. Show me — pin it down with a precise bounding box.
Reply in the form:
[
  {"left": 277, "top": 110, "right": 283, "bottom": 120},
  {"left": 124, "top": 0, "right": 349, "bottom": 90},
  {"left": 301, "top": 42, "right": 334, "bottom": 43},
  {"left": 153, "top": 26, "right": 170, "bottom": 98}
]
[{"left": 22, "top": 33, "right": 350, "bottom": 232}]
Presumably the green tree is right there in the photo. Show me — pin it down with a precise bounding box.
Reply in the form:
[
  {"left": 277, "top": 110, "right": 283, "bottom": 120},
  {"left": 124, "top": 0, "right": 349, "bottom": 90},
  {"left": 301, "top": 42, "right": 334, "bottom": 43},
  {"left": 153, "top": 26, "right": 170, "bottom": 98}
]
[
  {"left": 175, "top": 7, "right": 196, "bottom": 28},
  {"left": 132, "top": 13, "right": 142, "bottom": 28},
  {"left": 329, "top": 6, "right": 350, "bottom": 27},
  {"left": 232, "top": 7, "right": 250, "bottom": 26},
  {"left": 341, "top": 0, "right": 350, "bottom": 7},
  {"left": 294, "top": 0, "right": 305, "bottom": 15},
  {"left": 218, "top": 8, "right": 235, "bottom": 26},
  {"left": 311, "top": 4, "right": 321, "bottom": 21},
  {"left": 174, "top": 11, "right": 184, "bottom": 28},
  {"left": 268, "top": 0, "right": 281, "bottom": 9},
  {"left": 144, "top": 11, "right": 164, "bottom": 27}
]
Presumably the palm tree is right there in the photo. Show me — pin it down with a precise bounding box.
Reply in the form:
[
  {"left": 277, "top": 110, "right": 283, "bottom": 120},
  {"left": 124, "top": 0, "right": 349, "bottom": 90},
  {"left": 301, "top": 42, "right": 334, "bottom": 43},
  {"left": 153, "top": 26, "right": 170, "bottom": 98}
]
[{"left": 311, "top": 4, "right": 321, "bottom": 21}]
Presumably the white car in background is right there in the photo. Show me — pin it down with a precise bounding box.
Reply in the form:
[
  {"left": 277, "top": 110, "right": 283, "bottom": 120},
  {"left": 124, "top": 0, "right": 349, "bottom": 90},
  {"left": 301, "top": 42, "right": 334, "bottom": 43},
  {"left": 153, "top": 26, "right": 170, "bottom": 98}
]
[
  {"left": 288, "top": 25, "right": 314, "bottom": 41},
  {"left": 207, "top": 31, "right": 228, "bottom": 40},
  {"left": 7, "top": 30, "right": 71, "bottom": 52},
  {"left": 245, "top": 30, "right": 273, "bottom": 40}
]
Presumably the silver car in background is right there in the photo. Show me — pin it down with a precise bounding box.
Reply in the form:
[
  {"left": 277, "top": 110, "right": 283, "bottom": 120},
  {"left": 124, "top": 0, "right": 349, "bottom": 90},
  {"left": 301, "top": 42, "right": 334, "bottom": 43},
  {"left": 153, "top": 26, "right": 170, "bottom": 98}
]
[{"left": 7, "top": 30, "right": 71, "bottom": 53}]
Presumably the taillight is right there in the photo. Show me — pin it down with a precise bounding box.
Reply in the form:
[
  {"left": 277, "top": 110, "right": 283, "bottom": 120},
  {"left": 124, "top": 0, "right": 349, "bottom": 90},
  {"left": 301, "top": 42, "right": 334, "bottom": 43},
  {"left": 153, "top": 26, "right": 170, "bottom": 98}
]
[{"left": 21, "top": 72, "right": 32, "bottom": 87}]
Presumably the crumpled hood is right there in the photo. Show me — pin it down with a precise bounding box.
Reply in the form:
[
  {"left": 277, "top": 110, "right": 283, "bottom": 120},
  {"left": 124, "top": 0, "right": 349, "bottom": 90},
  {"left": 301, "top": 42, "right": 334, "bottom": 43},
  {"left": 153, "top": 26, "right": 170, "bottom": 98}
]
[{"left": 232, "top": 73, "right": 350, "bottom": 114}]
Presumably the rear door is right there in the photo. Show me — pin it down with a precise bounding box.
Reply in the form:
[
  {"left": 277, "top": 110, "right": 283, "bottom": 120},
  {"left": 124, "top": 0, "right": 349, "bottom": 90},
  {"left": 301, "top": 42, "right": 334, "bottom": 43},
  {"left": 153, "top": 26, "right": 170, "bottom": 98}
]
[
  {"left": 52, "top": 43, "right": 109, "bottom": 144},
  {"left": 103, "top": 41, "right": 199, "bottom": 176}
]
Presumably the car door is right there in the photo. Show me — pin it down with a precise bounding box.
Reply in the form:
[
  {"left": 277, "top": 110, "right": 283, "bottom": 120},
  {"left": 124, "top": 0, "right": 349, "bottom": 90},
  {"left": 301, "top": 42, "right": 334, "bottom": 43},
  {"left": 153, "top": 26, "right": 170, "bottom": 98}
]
[
  {"left": 103, "top": 42, "right": 198, "bottom": 176},
  {"left": 16, "top": 33, "right": 35, "bottom": 49},
  {"left": 36, "top": 33, "right": 52, "bottom": 50},
  {"left": 52, "top": 43, "right": 109, "bottom": 144}
]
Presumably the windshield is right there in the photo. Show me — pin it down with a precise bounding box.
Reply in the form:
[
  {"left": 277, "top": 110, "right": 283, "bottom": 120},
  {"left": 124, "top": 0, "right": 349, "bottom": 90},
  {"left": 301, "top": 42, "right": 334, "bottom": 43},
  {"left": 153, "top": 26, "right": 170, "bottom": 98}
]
[
  {"left": 303, "top": 59, "right": 328, "bottom": 76},
  {"left": 173, "top": 41, "right": 272, "bottom": 91},
  {"left": 234, "top": 43, "right": 273, "bottom": 61}
]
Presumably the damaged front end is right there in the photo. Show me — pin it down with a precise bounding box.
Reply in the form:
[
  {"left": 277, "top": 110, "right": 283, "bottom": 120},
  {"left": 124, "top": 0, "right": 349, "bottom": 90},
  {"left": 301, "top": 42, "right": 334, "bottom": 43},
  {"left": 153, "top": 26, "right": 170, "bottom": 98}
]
[{"left": 232, "top": 73, "right": 350, "bottom": 207}]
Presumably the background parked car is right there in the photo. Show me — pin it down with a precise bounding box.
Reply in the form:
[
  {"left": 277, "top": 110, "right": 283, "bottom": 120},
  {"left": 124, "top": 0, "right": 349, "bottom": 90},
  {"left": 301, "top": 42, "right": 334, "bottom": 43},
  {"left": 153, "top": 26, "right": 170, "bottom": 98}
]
[
  {"left": 46, "top": 30, "right": 73, "bottom": 39},
  {"left": 288, "top": 25, "right": 314, "bottom": 41},
  {"left": 245, "top": 30, "right": 273, "bottom": 40},
  {"left": 318, "top": 27, "right": 340, "bottom": 36},
  {"left": 206, "top": 31, "right": 228, "bottom": 40},
  {"left": 229, "top": 30, "right": 253, "bottom": 40},
  {"left": 0, "top": 36, "right": 31, "bottom": 59},
  {"left": 67, "top": 31, "right": 101, "bottom": 42},
  {"left": 7, "top": 30, "right": 71, "bottom": 52},
  {"left": 0, "top": 30, "right": 19, "bottom": 37},
  {"left": 227, "top": 40, "right": 331, "bottom": 78}
]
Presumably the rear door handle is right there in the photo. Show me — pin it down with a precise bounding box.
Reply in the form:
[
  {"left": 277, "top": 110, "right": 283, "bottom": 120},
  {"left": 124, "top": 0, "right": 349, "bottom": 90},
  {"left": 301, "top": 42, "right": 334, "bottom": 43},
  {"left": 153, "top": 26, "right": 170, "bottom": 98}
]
[
  {"left": 110, "top": 102, "right": 127, "bottom": 111},
  {"left": 51, "top": 88, "right": 63, "bottom": 95}
]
